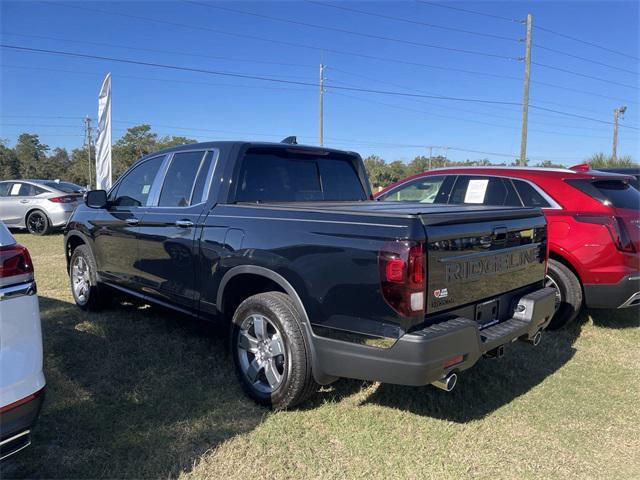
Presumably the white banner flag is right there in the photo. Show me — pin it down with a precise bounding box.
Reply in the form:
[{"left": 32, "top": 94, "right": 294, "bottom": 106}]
[{"left": 95, "top": 73, "right": 112, "bottom": 190}]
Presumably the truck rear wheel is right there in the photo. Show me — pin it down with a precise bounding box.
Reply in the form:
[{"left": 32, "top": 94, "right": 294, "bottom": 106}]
[
  {"left": 231, "top": 291, "right": 317, "bottom": 409},
  {"left": 545, "top": 259, "right": 583, "bottom": 329}
]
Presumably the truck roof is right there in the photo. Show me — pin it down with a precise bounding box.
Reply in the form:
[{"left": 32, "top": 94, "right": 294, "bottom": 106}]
[{"left": 150, "top": 140, "right": 358, "bottom": 158}]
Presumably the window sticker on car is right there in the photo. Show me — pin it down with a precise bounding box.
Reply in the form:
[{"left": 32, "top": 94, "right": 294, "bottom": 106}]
[
  {"left": 464, "top": 179, "right": 489, "bottom": 203},
  {"left": 142, "top": 184, "right": 151, "bottom": 195},
  {"left": 10, "top": 183, "right": 21, "bottom": 195}
]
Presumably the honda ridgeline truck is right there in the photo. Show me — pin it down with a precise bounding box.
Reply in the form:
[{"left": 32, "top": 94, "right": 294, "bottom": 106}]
[{"left": 64, "top": 140, "right": 555, "bottom": 408}]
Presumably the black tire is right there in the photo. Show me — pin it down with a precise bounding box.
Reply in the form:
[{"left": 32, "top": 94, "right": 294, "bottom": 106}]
[
  {"left": 69, "top": 245, "right": 106, "bottom": 311},
  {"left": 546, "top": 259, "right": 583, "bottom": 329},
  {"left": 26, "top": 210, "right": 51, "bottom": 235},
  {"left": 231, "top": 291, "right": 317, "bottom": 409}
]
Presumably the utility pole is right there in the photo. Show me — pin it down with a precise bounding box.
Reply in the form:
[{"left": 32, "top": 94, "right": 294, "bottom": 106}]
[
  {"left": 519, "top": 13, "right": 533, "bottom": 166},
  {"left": 612, "top": 106, "right": 627, "bottom": 162},
  {"left": 319, "top": 63, "right": 325, "bottom": 146},
  {"left": 84, "top": 116, "right": 93, "bottom": 189}
]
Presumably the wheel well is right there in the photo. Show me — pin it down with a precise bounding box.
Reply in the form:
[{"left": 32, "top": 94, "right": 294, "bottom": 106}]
[
  {"left": 66, "top": 235, "right": 86, "bottom": 269},
  {"left": 220, "top": 273, "right": 286, "bottom": 319},
  {"left": 24, "top": 208, "right": 47, "bottom": 224},
  {"left": 549, "top": 250, "right": 582, "bottom": 284}
]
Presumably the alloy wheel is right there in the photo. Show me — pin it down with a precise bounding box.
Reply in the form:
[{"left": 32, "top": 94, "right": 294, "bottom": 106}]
[
  {"left": 27, "top": 212, "right": 46, "bottom": 234},
  {"left": 72, "top": 255, "right": 91, "bottom": 305},
  {"left": 237, "top": 314, "right": 287, "bottom": 394}
]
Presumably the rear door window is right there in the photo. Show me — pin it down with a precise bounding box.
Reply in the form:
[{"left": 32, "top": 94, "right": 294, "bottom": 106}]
[
  {"left": 592, "top": 180, "right": 640, "bottom": 209},
  {"left": 235, "top": 150, "right": 367, "bottom": 202},
  {"left": 449, "top": 176, "right": 516, "bottom": 206},
  {"left": 158, "top": 151, "right": 207, "bottom": 207}
]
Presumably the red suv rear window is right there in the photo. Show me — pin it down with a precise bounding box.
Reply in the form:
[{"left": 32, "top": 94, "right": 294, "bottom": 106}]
[{"left": 566, "top": 179, "right": 640, "bottom": 210}]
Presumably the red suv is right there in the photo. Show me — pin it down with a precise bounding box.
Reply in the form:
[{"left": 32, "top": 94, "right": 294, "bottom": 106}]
[{"left": 376, "top": 166, "right": 640, "bottom": 328}]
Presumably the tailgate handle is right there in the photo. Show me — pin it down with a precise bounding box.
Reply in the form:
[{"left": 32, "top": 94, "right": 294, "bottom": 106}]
[{"left": 493, "top": 227, "right": 507, "bottom": 243}]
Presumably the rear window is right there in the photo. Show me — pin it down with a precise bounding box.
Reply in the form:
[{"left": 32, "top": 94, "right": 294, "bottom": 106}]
[
  {"left": 235, "top": 150, "right": 367, "bottom": 202},
  {"left": 593, "top": 180, "right": 640, "bottom": 210},
  {"left": 40, "top": 181, "right": 84, "bottom": 193},
  {"left": 512, "top": 179, "right": 551, "bottom": 208}
]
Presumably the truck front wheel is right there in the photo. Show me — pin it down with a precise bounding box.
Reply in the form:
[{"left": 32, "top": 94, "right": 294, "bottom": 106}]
[{"left": 231, "top": 291, "right": 317, "bottom": 409}]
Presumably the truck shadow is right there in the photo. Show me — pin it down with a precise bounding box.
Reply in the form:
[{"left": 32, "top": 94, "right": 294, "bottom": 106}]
[
  {"left": 357, "top": 315, "right": 585, "bottom": 422},
  {"left": 5, "top": 296, "right": 266, "bottom": 479}
]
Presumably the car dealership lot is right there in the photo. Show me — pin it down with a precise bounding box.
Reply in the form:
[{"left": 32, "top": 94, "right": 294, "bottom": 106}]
[{"left": 5, "top": 233, "right": 639, "bottom": 479}]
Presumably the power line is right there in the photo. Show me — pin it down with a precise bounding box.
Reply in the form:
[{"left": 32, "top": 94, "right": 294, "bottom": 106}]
[
  {"left": 535, "top": 24, "right": 639, "bottom": 61},
  {"left": 529, "top": 105, "right": 639, "bottom": 130},
  {"left": 47, "top": 1, "right": 524, "bottom": 82},
  {"left": 2, "top": 32, "right": 316, "bottom": 69},
  {"left": 305, "top": 1, "right": 520, "bottom": 42},
  {"left": 533, "top": 61, "right": 638, "bottom": 90},
  {"left": 0, "top": 64, "right": 313, "bottom": 93},
  {"left": 0, "top": 44, "right": 522, "bottom": 105},
  {"left": 183, "top": 0, "right": 520, "bottom": 61},
  {"left": 535, "top": 44, "right": 637, "bottom": 75},
  {"left": 416, "top": 1, "right": 523, "bottom": 24}
]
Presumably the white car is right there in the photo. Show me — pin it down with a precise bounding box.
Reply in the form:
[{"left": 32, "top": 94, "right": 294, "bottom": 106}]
[{"left": 0, "top": 222, "right": 45, "bottom": 460}]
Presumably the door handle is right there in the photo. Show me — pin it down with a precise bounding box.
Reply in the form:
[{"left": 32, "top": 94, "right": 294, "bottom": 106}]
[
  {"left": 19, "top": 199, "right": 29, "bottom": 204},
  {"left": 175, "top": 220, "right": 194, "bottom": 228},
  {"left": 125, "top": 218, "right": 139, "bottom": 226}
]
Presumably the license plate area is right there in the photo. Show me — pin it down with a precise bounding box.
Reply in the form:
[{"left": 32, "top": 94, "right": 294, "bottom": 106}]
[{"left": 476, "top": 299, "right": 499, "bottom": 329}]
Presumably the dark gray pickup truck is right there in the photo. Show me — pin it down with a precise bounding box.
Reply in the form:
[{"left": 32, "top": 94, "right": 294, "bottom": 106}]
[{"left": 64, "top": 140, "right": 556, "bottom": 408}]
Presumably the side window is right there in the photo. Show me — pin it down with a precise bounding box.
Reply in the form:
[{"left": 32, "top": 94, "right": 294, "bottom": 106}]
[
  {"left": 0, "top": 183, "right": 12, "bottom": 197},
  {"left": 158, "top": 151, "right": 207, "bottom": 207},
  {"left": 512, "top": 179, "right": 551, "bottom": 208},
  {"left": 379, "top": 176, "right": 446, "bottom": 203},
  {"left": 112, "top": 155, "right": 165, "bottom": 207},
  {"left": 191, "top": 151, "right": 215, "bottom": 203},
  {"left": 449, "top": 176, "right": 510, "bottom": 206}
]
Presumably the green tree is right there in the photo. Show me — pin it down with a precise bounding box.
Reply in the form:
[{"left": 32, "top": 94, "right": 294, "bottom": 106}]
[
  {"left": 64, "top": 148, "right": 94, "bottom": 187},
  {"left": 0, "top": 140, "right": 20, "bottom": 179},
  {"left": 363, "top": 155, "right": 388, "bottom": 188},
  {"left": 15, "top": 133, "right": 49, "bottom": 178},
  {"left": 112, "top": 124, "right": 158, "bottom": 177},
  {"left": 586, "top": 153, "right": 637, "bottom": 168},
  {"left": 157, "top": 135, "right": 197, "bottom": 149},
  {"left": 535, "top": 160, "right": 565, "bottom": 168}
]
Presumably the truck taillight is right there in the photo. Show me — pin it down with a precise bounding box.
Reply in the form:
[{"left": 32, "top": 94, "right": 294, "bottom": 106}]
[
  {"left": 379, "top": 240, "right": 425, "bottom": 317},
  {"left": 574, "top": 214, "right": 635, "bottom": 253},
  {"left": 0, "top": 244, "right": 34, "bottom": 279}
]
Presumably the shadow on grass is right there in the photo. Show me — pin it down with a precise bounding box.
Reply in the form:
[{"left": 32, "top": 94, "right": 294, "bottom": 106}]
[
  {"left": 355, "top": 314, "right": 586, "bottom": 422},
  {"left": 4, "top": 296, "right": 266, "bottom": 479},
  {"left": 587, "top": 308, "right": 639, "bottom": 329}
]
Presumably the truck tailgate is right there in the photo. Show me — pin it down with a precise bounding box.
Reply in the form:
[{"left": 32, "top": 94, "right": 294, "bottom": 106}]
[{"left": 422, "top": 211, "right": 547, "bottom": 315}]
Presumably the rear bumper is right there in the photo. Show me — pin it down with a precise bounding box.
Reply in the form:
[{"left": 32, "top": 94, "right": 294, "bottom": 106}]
[
  {"left": 583, "top": 274, "right": 640, "bottom": 309},
  {"left": 313, "top": 287, "right": 556, "bottom": 386},
  {"left": 0, "top": 388, "right": 45, "bottom": 461},
  {"left": 47, "top": 206, "right": 75, "bottom": 228}
]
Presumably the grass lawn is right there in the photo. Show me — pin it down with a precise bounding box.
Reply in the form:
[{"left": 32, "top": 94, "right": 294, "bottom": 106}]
[{"left": 4, "top": 232, "right": 640, "bottom": 479}]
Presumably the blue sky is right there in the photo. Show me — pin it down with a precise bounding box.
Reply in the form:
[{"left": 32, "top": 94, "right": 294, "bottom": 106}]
[{"left": 1, "top": 0, "right": 638, "bottom": 165}]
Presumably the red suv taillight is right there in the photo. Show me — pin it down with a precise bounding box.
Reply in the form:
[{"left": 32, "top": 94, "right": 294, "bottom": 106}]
[
  {"left": 378, "top": 240, "right": 425, "bottom": 317},
  {"left": 0, "top": 244, "right": 34, "bottom": 279},
  {"left": 574, "top": 214, "right": 635, "bottom": 253},
  {"left": 48, "top": 195, "right": 77, "bottom": 203}
]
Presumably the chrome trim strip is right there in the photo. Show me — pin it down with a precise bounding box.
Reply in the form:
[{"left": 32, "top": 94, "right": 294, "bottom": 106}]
[
  {"left": 0, "top": 429, "right": 30, "bottom": 447},
  {"left": 210, "top": 214, "right": 407, "bottom": 228},
  {"left": 619, "top": 291, "right": 640, "bottom": 309},
  {"left": 0, "top": 272, "right": 33, "bottom": 288},
  {"left": 0, "top": 430, "right": 31, "bottom": 460},
  {"left": 0, "top": 281, "right": 37, "bottom": 301}
]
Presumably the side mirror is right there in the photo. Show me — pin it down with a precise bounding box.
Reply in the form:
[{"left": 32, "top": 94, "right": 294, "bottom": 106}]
[{"left": 85, "top": 190, "right": 108, "bottom": 208}]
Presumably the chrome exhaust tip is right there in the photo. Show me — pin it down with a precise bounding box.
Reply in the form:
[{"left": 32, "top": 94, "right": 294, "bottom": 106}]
[
  {"left": 432, "top": 372, "right": 458, "bottom": 392},
  {"left": 523, "top": 330, "right": 542, "bottom": 346}
]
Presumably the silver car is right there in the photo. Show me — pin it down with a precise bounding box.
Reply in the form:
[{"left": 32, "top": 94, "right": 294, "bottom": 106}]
[{"left": 0, "top": 180, "right": 85, "bottom": 235}]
